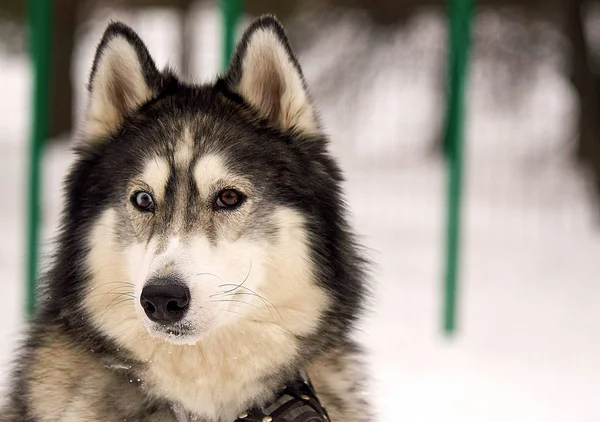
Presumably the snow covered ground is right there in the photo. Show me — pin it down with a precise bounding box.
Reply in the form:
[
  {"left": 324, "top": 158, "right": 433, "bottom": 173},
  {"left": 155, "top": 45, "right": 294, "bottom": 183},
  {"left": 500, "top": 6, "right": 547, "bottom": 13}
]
[{"left": 1, "top": 6, "right": 600, "bottom": 421}]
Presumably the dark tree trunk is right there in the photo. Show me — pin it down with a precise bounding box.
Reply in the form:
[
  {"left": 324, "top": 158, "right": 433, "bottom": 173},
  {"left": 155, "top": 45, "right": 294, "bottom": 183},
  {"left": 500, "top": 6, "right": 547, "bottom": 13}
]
[
  {"left": 566, "top": 0, "right": 600, "bottom": 195},
  {"left": 178, "top": 0, "right": 195, "bottom": 80},
  {"left": 49, "top": 0, "right": 78, "bottom": 139}
]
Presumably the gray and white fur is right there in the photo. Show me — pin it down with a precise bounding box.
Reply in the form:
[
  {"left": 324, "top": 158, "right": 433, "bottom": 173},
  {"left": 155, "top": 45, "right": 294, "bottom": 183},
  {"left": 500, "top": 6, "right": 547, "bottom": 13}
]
[{"left": 1, "top": 15, "right": 370, "bottom": 422}]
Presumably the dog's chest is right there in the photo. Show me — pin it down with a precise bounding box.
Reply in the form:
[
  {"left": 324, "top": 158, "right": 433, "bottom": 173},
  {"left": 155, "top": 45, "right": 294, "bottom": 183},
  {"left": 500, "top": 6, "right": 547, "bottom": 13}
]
[{"left": 168, "top": 378, "right": 330, "bottom": 422}]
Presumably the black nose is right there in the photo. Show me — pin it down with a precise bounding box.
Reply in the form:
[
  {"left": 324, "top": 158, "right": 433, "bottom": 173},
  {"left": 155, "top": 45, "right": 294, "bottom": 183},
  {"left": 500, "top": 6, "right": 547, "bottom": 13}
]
[{"left": 140, "top": 282, "right": 190, "bottom": 324}]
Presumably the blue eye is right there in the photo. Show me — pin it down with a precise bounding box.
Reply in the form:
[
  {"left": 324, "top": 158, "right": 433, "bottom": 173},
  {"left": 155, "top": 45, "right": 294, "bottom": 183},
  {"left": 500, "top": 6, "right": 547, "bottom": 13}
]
[{"left": 132, "top": 191, "right": 155, "bottom": 212}]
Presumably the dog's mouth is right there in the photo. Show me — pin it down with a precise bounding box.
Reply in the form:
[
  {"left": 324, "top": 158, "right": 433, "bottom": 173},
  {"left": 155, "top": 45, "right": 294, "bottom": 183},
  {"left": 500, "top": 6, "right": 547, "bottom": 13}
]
[
  {"left": 144, "top": 321, "right": 201, "bottom": 344},
  {"left": 163, "top": 327, "right": 192, "bottom": 337}
]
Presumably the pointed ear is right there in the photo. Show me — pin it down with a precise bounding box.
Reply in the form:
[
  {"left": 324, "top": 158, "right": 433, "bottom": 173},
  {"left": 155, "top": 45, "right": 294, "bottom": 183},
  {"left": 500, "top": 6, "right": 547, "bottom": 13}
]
[
  {"left": 222, "top": 15, "right": 319, "bottom": 134},
  {"left": 84, "top": 22, "right": 163, "bottom": 141}
]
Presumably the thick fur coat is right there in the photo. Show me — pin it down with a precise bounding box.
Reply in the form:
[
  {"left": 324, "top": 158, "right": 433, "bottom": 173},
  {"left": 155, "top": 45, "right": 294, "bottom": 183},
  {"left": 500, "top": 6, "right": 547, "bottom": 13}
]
[{"left": 1, "top": 16, "right": 370, "bottom": 422}]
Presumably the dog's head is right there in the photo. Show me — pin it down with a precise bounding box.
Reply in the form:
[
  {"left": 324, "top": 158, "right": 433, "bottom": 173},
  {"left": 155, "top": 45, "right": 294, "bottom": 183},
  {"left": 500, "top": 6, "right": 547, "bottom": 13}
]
[{"left": 58, "top": 17, "right": 363, "bottom": 351}]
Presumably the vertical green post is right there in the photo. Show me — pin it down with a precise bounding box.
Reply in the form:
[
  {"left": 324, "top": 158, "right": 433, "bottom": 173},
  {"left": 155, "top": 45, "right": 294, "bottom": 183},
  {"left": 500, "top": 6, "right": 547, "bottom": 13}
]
[
  {"left": 27, "top": 0, "right": 53, "bottom": 317},
  {"left": 443, "top": 0, "right": 474, "bottom": 335},
  {"left": 221, "top": 0, "right": 243, "bottom": 71}
]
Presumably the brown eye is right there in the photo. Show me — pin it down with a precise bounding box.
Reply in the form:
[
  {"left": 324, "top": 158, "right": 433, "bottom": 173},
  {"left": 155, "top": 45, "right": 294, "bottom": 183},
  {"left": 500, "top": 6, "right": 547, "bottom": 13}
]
[
  {"left": 132, "top": 191, "right": 155, "bottom": 212},
  {"left": 215, "top": 189, "right": 244, "bottom": 209}
]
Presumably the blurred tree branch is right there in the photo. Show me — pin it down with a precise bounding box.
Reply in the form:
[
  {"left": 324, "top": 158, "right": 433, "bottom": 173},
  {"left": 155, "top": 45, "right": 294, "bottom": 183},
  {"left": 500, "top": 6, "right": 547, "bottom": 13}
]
[
  {"left": 567, "top": 0, "right": 600, "bottom": 196},
  {"left": 50, "top": 0, "right": 77, "bottom": 138}
]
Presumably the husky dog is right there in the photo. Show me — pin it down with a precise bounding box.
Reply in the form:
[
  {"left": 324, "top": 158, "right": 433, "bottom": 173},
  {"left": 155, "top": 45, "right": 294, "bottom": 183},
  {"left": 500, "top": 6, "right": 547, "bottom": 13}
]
[{"left": 2, "top": 15, "right": 369, "bottom": 422}]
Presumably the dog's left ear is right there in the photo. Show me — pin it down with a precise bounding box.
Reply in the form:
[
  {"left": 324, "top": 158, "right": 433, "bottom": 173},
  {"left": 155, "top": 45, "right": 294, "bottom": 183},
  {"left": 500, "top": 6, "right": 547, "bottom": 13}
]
[{"left": 222, "top": 15, "right": 319, "bottom": 134}]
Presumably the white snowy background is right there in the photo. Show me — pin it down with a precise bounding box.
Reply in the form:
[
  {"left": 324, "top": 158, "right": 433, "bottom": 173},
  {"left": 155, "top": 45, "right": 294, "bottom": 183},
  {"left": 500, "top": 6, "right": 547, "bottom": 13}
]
[{"left": 1, "top": 5, "right": 600, "bottom": 421}]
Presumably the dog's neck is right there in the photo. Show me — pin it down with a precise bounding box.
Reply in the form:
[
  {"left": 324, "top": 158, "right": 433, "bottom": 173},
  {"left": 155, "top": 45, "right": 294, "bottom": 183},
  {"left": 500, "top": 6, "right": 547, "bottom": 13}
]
[
  {"left": 170, "top": 374, "right": 330, "bottom": 422},
  {"left": 132, "top": 320, "right": 304, "bottom": 421}
]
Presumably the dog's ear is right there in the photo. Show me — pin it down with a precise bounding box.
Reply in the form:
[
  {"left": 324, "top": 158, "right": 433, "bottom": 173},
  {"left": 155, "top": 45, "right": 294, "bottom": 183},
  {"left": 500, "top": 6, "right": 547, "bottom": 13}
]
[
  {"left": 84, "top": 22, "right": 163, "bottom": 142},
  {"left": 222, "top": 15, "right": 319, "bottom": 134}
]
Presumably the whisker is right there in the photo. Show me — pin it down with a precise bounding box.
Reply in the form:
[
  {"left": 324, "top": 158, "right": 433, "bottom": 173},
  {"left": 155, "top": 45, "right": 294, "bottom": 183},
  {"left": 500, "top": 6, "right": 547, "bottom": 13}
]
[
  {"left": 97, "top": 281, "right": 135, "bottom": 287},
  {"left": 100, "top": 298, "right": 134, "bottom": 319},
  {"left": 221, "top": 303, "right": 253, "bottom": 309},
  {"left": 247, "top": 319, "right": 295, "bottom": 337},
  {"left": 90, "top": 286, "right": 133, "bottom": 297},
  {"left": 212, "top": 285, "right": 281, "bottom": 321},
  {"left": 220, "top": 309, "right": 244, "bottom": 316},
  {"left": 90, "top": 292, "right": 136, "bottom": 299},
  {"left": 93, "top": 281, "right": 135, "bottom": 293},
  {"left": 215, "top": 291, "right": 279, "bottom": 321},
  {"left": 92, "top": 286, "right": 136, "bottom": 309},
  {"left": 101, "top": 292, "right": 135, "bottom": 315},
  {"left": 214, "top": 261, "right": 253, "bottom": 295},
  {"left": 195, "top": 272, "right": 227, "bottom": 284},
  {"left": 210, "top": 299, "right": 259, "bottom": 309},
  {"left": 198, "top": 260, "right": 278, "bottom": 319}
]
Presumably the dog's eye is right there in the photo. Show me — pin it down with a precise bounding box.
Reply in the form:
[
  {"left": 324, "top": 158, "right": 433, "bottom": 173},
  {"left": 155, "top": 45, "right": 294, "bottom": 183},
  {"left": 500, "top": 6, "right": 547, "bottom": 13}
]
[
  {"left": 132, "top": 191, "right": 155, "bottom": 212},
  {"left": 215, "top": 189, "right": 244, "bottom": 209}
]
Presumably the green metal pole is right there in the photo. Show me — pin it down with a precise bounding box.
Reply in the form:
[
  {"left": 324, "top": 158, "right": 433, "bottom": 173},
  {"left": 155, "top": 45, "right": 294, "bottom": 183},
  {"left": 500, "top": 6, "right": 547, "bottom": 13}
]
[
  {"left": 443, "top": 0, "right": 474, "bottom": 335},
  {"left": 221, "top": 0, "right": 243, "bottom": 71},
  {"left": 27, "top": 0, "right": 53, "bottom": 317}
]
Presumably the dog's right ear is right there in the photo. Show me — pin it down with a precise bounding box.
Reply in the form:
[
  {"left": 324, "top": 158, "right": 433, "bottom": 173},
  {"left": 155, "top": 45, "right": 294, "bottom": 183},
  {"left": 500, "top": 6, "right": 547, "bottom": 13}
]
[{"left": 83, "top": 22, "right": 163, "bottom": 143}]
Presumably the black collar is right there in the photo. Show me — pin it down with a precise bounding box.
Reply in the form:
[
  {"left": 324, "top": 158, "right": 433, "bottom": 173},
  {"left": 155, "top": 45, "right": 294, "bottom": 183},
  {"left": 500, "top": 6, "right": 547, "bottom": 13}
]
[{"left": 235, "top": 377, "right": 330, "bottom": 422}]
